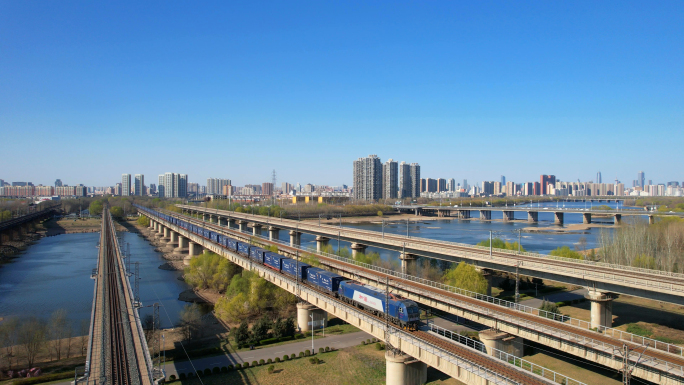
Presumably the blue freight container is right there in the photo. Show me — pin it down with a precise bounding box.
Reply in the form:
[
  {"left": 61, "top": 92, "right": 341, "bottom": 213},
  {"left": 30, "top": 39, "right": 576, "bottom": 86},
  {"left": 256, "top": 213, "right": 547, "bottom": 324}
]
[
  {"left": 226, "top": 239, "right": 238, "bottom": 251},
  {"left": 264, "top": 252, "right": 287, "bottom": 271},
  {"left": 249, "top": 247, "right": 266, "bottom": 264},
  {"left": 316, "top": 271, "right": 345, "bottom": 293},
  {"left": 306, "top": 267, "right": 325, "bottom": 287},
  {"left": 339, "top": 281, "right": 387, "bottom": 314},
  {"left": 237, "top": 242, "right": 250, "bottom": 255},
  {"left": 281, "top": 259, "right": 310, "bottom": 280}
]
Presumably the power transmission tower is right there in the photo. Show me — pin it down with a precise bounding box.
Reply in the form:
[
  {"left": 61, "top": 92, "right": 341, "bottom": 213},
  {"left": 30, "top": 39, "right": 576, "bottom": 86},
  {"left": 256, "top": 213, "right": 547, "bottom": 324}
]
[{"left": 621, "top": 343, "right": 649, "bottom": 385}]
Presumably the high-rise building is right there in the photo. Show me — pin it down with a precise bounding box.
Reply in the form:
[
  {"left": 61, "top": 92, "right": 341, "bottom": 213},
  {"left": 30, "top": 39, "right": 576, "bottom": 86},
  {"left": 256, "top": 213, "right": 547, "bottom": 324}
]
[
  {"left": 134, "top": 174, "right": 144, "bottom": 196},
  {"left": 501, "top": 175, "right": 506, "bottom": 185},
  {"left": 159, "top": 172, "right": 188, "bottom": 198},
  {"left": 207, "top": 178, "right": 231, "bottom": 195},
  {"left": 447, "top": 178, "right": 456, "bottom": 192},
  {"left": 262, "top": 182, "right": 274, "bottom": 196},
  {"left": 282, "top": 182, "right": 294, "bottom": 195},
  {"left": 149, "top": 184, "right": 157, "bottom": 195},
  {"left": 409, "top": 163, "right": 420, "bottom": 198},
  {"left": 55, "top": 179, "right": 63, "bottom": 187},
  {"left": 482, "top": 181, "right": 494, "bottom": 195},
  {"left": 158, "top": 175, "right": 165, "bottom": 197},
  {"left": 426, "top": 178, "right": 437, "bottom": 193},
  {"left": 420, "top": 178, "right": 427, "bottom": 193},
  {"left": 638, "top": 171, "right": 645, "bottom": 189},
  {"left": 353, "top": 155, "right": 382, "bottom": 201},
  {"left": 122, "top": 174, "right": 131, "bottom": 196},
  {"left": 596, "top": 172, "right": 602, "bottom": 184},
  {"left": 540, "top": 175, "right": 556, "bottom": 195},
  {"left": 382, "top": 159, "right": 398, "bottom": 199},
  {"left": 437, "top": 178, "right": 446, "bottom": 192},
  {"left": 463, "top": 179, "right": 468, "bottom": 191},
  {"left": 398, "top": 162, "right": 411, "bottom": 199}
]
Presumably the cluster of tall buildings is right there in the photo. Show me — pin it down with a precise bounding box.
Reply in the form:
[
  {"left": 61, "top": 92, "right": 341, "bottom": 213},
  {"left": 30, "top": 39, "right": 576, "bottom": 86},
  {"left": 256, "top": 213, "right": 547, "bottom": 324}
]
[
  {"left": 0, "top": 179, "right": 88, "bottom": 197},
  {"left": 158, "top": 173, "right": 188, "bottom": 198},
  {"left": 121, "top": 174, "right": 146, "bottom": 196},
  {"left": 353, "top": 155, "right": 420, "bottom": 201}
]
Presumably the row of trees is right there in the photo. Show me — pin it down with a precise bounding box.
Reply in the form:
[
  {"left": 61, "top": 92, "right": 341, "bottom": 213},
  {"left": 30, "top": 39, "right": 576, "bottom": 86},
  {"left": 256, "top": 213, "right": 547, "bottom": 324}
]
[
  {"left": 184, "top": 252, "right": 243, "bottom": 292},
  {"left": 476, "top": 238, "right": 525, "bottom": 252},
  {"left": 0, "top": 310, "right": 89, "bottom": 369},
  {"left": 232, "top": 316, "right": 296, "bottom": 347}
]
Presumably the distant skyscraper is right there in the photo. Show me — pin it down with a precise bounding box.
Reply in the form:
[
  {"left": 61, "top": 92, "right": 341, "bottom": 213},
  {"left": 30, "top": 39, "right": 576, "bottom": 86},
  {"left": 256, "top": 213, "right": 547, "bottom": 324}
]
[
  {"left": 262, "top": 182, "right": 274, "bottom": 196},
  {"left": 159, "top": 172, "right": 188, "bottom": 198},
  {"left": 426, "top": 178, "right": 437, "bottom": 193},
  {"left": 353, "top": 155, "right": 382, "bottom": 201},
  {"left": 437, "top": 178, "right": 446, "bottom": 192},
  {"left": 638, "top": 171, "right": 645, "bottom": 189},
  {"left": 382, "top": 159, "right": 398, "bottom": 199},
  {"left": 540, "top": 175, "right": 556, "bottom": 195},
  {"left": 501, "top": 175, "right": 506, "bottom": 185},
  {"left": 596, "top": 172, "right": 602, "bottom": 184},
  {"left": 122, "top": 174, "right": 131, "bottom": 196},
  {"left": 447, "top": 178, "right": 456, "bottom": 192},
  {"left": 409, "top": 163, "right": 420, "bottom": 198},
  {"left": 149, "top": 184, "right": 157, "bottom": 195},
  {"left": 207, "top": 178, "right": 231, "bottom": 195},
  {"left": 158, "top": 175, "right": 165, "bottom": 197},
  {"left": 55, "top": 179, "right": 63, "bottom": 187},
  {"left": 398, "top": 162, "right": 411, "bottom": 199},
  {"left": 482, "top": 181, "right": 494, "bottom": 195},
  {"left": 463, "top": 179, "right": 468, "bottom": 191},
  {"left": 134, "top": 174, "right": 144, "bottom": 196}
]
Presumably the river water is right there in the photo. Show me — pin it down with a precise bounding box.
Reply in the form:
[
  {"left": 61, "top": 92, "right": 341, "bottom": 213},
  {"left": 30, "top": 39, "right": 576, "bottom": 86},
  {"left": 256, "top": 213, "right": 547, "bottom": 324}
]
[{"left": 0, "top": 231, "right": 191, "bottom": 330}]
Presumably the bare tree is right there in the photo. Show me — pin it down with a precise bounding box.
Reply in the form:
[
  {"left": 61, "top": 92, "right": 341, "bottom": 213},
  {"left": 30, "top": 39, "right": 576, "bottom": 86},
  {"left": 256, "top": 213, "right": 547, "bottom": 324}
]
[
  {"left": 79, "top": 319, "right": 90, "bottom": 357},
  {"left": 179, "top": 304, "right": 202, "bottom": 341},
  {"left": 0, "top": 317, "right": 19, "bottom": 370},
  {"left": 49, "top": 309, "right": 69, "bottom": 361},
  {"left": 65, "top": 324, "right": 74, "bottom": 359},
  {"left": 19, "top": 317, "right": 47, "bottom": 368}
]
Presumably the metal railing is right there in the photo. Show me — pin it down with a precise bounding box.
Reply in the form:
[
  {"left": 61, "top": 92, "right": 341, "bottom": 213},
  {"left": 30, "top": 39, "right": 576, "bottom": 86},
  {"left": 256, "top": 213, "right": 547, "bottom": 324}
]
[
  {"left": 429, "top": 323, "right": 587, "bottom": 385},
  {"left": 150, "top": 207, "right": 684, "bottom": 377}
]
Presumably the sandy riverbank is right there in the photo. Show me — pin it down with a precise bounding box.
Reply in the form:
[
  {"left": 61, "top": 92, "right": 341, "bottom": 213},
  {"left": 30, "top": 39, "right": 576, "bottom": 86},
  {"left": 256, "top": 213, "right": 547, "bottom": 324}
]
[{"left": 522, "top": 223, "right": 615, "bottom": 234}]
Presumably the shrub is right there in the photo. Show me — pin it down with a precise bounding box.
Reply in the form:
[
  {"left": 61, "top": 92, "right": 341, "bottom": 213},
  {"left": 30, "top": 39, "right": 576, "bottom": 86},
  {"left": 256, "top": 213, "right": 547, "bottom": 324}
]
[
  {"left": 325, "top": 346, "right": 330, "bottom": 352},
  {"left": 362, "top": 340, "right": 366, "bottom": 345},
  {"left": 213, "top": 367, "right": 220, "bottom": 374},
  {"left": 235, "top": 363, "right": 242, "bottom": 369},
  {"left": 314, "top": 357, "right": 320, "bottom": 364},
  {"left": 268, "top": 365, "right": 275, "bottom": 374},
  {"left": 204, "top": 368, "right": 212, "bottom": 376},
  {"left": 284, "top": 355, "right": 289, "bottom": 361},
  {"left": 179, "top": 373, "right": 187, "bottom": 380},
  {"left": 291, "top": 353, "right": 296, "bottom": 359},
  {"left": 12, "top": 372, "right": 75, "bottom": 385},
  {"left": 259, "top": 359, "right": 265, "bottom": 365},
  {"left": 309, "top": 357, "right": 316, "bottom": 364},
  {"left": 243, "top": 362, "right": 249, "bottom": 368},
  {"left": 299, "top": 352, "right": 305, "bottom": 358},
  {"left": 305, "top": 349, "right": 311, "bottom": 356},
  {"left": 375, "top": 342, "right": 383, "bottom": 350},
  {"left": 367, "top": 339, "right": 371, "bottom": 344},
  {"left": 221, "top": 367, "right": 228, "bottom": 373},
  {"left": 188, "top": 372, "right": 195, "bottom": 378},
  {"left": 267, "top": 358, "right": 273, "bottom": 364},
  {"left": 319, "top": 347, "right": 324, "bottom": 353},
  {"left": 252, "top": 360, "right": 258, "bottom": 367},
  {"left": 169, "top": 375, "right": 177, "bottom": 381},
  {"left": 275, "top": 357, "right": 281, "bottom": 362}
]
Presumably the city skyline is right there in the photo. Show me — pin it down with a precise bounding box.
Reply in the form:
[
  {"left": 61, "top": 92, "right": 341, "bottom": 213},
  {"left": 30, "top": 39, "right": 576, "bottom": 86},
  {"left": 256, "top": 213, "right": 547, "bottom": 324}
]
[{"left": 1, "top": 2, "right": 682, "bottom": 186}]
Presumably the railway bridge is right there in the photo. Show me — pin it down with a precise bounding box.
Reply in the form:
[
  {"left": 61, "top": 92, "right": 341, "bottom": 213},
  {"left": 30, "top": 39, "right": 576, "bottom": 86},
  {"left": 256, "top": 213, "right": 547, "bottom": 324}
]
[
  {"left": 0, "top": 204, "right": 58, "bottom": 245},
  {"left": 141, "top": 206, "right": 684, "bottom": 385},
  {"left": 80, "top": 206, "right": 159, "bottom": 385}
]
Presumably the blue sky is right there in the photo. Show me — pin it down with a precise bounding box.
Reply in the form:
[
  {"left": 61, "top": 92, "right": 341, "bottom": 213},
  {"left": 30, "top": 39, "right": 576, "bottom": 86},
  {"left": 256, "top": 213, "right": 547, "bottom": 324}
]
[{"left": 1, "top": 1, "right": 682, "bottom": 187}]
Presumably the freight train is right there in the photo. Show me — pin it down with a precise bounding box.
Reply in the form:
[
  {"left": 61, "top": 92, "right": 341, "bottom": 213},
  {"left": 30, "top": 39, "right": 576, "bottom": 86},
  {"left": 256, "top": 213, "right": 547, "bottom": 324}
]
[{"left": 136, "top": 206, "right": 421, "bottom": 330}]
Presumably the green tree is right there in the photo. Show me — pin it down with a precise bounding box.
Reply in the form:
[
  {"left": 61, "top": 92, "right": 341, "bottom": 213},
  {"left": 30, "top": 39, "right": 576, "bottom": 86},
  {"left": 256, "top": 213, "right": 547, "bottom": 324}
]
[
  {"left": 110, "top": 206, "right": 124, "bottom": 218},
  {"left": 441, "top": 262, "right": 488, "bottom": 295},
  {"left": 549, "top": 246, "right": 584, "bottom": 260},
  {"left": 477, "top": 238, "right": 525, "bottom": 252},
  {"left": 232, "top": 322, "right": 250, "bottom": 347},
  {"left": 89, "top": 200, "right": 104, "bottom": 216},
  {"left": 632, "top": 254, "right": 656, "bottom": 269},
  {"left": 184, "top": 253, "right": 221, "bottom": 289},
  {"left": 251, "top": 315, "right": 272, "bottom": 343},
  {"left": 539, "top": 299, "right": 560, "bottom": 317},
  {"left": 137, "top": 215, "right": 150, "bottom": 227},
  {"left": 215, "top": 293, "right": 249, "bottom": 322}
]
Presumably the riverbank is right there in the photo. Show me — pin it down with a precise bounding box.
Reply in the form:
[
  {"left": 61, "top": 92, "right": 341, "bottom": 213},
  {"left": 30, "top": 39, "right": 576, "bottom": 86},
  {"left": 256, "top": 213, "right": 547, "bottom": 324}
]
[
  {"left": 0, "top": 232, "right": 43, "bottom": 262},
  {"left": 522, "top": 223, "right": 614, "bottom": 234}
]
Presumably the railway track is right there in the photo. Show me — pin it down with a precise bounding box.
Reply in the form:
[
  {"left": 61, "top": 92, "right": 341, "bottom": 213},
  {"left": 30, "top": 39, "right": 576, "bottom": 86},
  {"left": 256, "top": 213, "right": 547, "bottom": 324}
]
[{"left": 158, "top": 210, "right": 684, "bottom": 378}]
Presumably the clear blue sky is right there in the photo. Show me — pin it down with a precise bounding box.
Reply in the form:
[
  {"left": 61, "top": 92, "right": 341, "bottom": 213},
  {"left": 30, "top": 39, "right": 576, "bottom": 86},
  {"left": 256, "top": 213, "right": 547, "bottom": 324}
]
[{"left": 1, "top": 1, "right": 682, "bottom": 187}]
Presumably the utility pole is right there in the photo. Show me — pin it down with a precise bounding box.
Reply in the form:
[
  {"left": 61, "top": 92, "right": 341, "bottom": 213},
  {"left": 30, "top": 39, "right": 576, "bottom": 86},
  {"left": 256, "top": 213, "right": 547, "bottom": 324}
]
[
  {"left": 518, "top": 229, "right": 521, "bottom": 254},
  {"left": 489, "top": 230, "right": 493, "bottom": 258},
  {"left": 514, "top": 261, "right": 520, "bottom": 304},
  {"left": 621, "top": 343, "right": 649, "bottom": 385}
]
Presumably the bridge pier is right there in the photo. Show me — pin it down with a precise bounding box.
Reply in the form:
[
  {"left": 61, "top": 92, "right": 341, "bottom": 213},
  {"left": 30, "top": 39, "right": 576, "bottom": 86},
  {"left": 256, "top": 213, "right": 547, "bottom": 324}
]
[
  {"left": 479, "top": 329, "right": 523, "bottom": 358},
  {"left": 614, "top": 214, "right": 622, "bottom": 225},
  {"left": 527, "top": 211, "right": 538, "bottom": 223},
  {"left": 296, "top": 302, "right": 327, "bottom": 332},
  {"left": 168, "top": 230, "right": 179, "bottom": 247},
  {"left": 175, "top": 235, "right": 189, "bottom": 253},
  {"left": 11, "top": 228, "right": 22, "bottom": 241},
  {"left": 218, "top": 217, "right": 227, "bottom": 226},
  {"left": 554, "top": 211, "right": 564, "bottom": 225},
  {"left": 582, "top": 213, "right": 592, "bottom": 224},
  {"left": 351, "top": 243, "right": 367, "bottom": 258},
  {"left": 502, "top": 211, "right": 514, "bottom": 222},
  {"left": 202, "top": 213, "right": 208, "bottom": 222},
  {"left": 479, "top": 210, "right": 491, "bottom": 221},
  {"left": 228, "top": 218, "right": 236, "bottom": 229},
  {"left": 385, "top": 351, "right": 427, "bottom": 385},
  {"left": 414, "top": 208, "right": 421, "bottom": 216},
  {"left": 458, "top": 210, "right": 471, "bottom": 219},
  {"left": 586, "top": 289, "right": 614, "bottom": 329},
  {"left": 162, "top": 226, "right": 171, "bottom": 241},
  {"left": 238, "top": 220, "right": 248, "bottom": 232},
  {"left": 316, "top": 236, "right": 330, "bottom": 252},
  {"left": 289, "top": 230, "right": 302, "bottom": 247},
  {"left": 188, "top": 241, "right": 203, "bottom": 256},
  {"left": 268, "top": 226, "right": 280, "bottom": 241},
  {"left": 400, "top": 253, "right": 417, "bottom": 275},
  {"left": 648, "top": 215, "right": 655, "bottom": 225},
  {"left": 251, "top": 224, "right": 262, "bottom": 236}
]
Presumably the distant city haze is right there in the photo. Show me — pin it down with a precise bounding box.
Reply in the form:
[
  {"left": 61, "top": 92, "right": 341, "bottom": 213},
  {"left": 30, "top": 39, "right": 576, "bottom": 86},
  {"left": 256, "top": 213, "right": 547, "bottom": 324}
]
[{"left": 1, "top": 2, "right": 682, "bottom": 186}]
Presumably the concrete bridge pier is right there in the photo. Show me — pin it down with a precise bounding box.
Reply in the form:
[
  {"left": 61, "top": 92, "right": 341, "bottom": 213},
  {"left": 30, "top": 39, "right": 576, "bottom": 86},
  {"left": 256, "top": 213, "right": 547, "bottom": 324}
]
[
  {"left": 316, "top": 236, "right": 330, "bottom": 252},
  {"left": 479, "top": 210, "right": 491, "bottom": 221},
  {"left": 614, "top": 214, "right": 622, "bottom": 225},
  {"left": 385, "top": 351, "right": 427, "bottom": 385},
  {"left": 502, "top": 211, "right": 514, "bottom": 222},
  {"left": 648, "top": 215, "right": 655, "bottom": 225},
  {"left": 414, "top": 208, "right": 421, "bottom": 216},
  {"left": 476, "top": 268, "right": 493, "bottom": 297},
  {"left": 11, "top": 228, "right": 23, "bottom": 241},
  {"left": 238, "top": 220, "right": 248, "bottom": 233},
  {"left": 351, "top": 243, "right": 367, "bottom": 258},
  {"left": 479, "top": 329, "right": 523, "bottom": 358},
  {"left": 175, "top": 235, "right": 189, "bottom": 253},
  {"left": 202, "top": 213, "right": 208, "bottom": 222},
  {"left": 554, "top": 212, "right": 564, "bottom": 225},
  {"left": 585, "top": 289, "right": 614, "bottom": 329},
  {"left": 582, "top": 213, "right": 592, "bottom": 224},
  {"left": 268, "top": 226, "right": 280, "bottom": 241},
  {"left": 289, "top": 230, "right": 302, "bottom": 247},
  {"left": 188, "top": 241, "right": 203, "bottom": 256},
  {"left": 400, "top": 253, "right": 417, "bottom": 275},
  {"left": 210, "top": 215, "right": 218, "bottom": 224},
  {"left": 162, "top": 226, "right": 171, "bottom": 241},
  {"left": 168, "top": 230, "right": 179, "bottom": 247},
  {"left": 458, "top": 210, "right": 471, "bottom": 219},
  {"left": 154, "top": 225, "right": 164, "bottom": 237},
  {"left": 252, "top": 224, "right": 262, "bottom": 236},
  {"left": 527, "top": 211, "right": 538, "bottom": 223},
  {"left": 218, "top": 217, "right": 227, "bottom": 226},
  {"left": 228, "top": 218, "right": 236, "bottom": 229},
  {"left": 296, "top": 302, "right": 327, "bottom": 332}
]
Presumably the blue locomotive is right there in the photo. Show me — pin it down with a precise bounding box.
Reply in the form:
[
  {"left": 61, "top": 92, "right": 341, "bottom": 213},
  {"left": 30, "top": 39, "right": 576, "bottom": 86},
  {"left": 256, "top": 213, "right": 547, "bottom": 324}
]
[{"left": 135, "top": 205, "right": 422, "bottom": 330}]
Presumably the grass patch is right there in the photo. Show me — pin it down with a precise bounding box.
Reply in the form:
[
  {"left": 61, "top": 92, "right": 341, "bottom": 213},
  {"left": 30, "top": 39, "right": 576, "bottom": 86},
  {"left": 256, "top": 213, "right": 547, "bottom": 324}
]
[{"left": 625, "top": 323, "right": 653, "bottom": 337}]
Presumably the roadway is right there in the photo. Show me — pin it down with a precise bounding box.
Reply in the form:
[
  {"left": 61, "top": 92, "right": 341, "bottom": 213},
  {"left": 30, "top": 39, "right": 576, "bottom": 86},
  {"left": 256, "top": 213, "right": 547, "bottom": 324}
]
[{"left": 177, "top": 204, "right": 684, "bottom": 305}]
